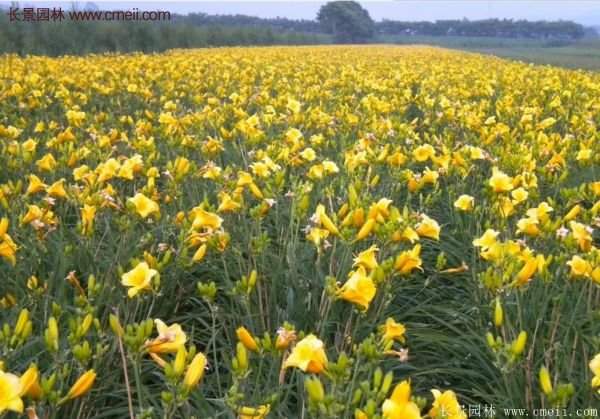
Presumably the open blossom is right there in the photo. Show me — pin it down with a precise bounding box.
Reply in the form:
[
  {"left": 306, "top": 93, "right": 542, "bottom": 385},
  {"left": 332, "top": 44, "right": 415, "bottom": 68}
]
[
  {"left": 453, "top": 194, "right": 474, "bottom": 211},
  {"left": 284, "top": 334, "right": 328, "bottom": 374},
  {"left": 0, "top": 371, "right": 23, "bottom": 414},
  {"left": 338, "top": 266, "right": 377, "bottom": 310},
  {"left": 128, "top": 193, "right": 160, "bottom": 218},
  {"left": 121, "top": 261, "right": 157, "bottom": 297},
  {"left": 146, "top": 319, "right": 187, "bottom": 353}
]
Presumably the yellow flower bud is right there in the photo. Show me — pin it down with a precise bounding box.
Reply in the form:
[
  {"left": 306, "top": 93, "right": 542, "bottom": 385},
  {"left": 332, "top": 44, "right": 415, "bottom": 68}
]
[
  {"left": 183, "top": 352, "right": 207, "bottom": 390},
  {"left": 511, "top": 331, "right": 528, "bottom": 356},
  {"left": 109, "top": 314, "right": 124, "bottom": 337},
  {"left": 539, "top": 366, "right": 553, "bottom": 395},
  {"left": 304, "top": 377, "right": 324, "bottom": 402},
  {"left": 494, "top": 298, "right": 503, "bottom": 327},
  {"left": 173, "top": 347, "right": 187, "bottom": 377},
  {"left": 236, "top": 326, "right": 259, "bottom": 352},
  {"left": 64, "top": 370, "right": 96, "bottom": 401}
]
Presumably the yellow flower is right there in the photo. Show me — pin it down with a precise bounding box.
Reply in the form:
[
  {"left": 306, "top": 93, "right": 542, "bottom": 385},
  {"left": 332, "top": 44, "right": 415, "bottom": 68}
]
[
  {"left": 356, "top": 218, "right": 376, "bottom": 241},
  {"left": 238, "top": 404, "right": 271, "bottom": 419},
  {"left": 26, "top": 174, "right": 47, "bottom": 195},
  {"left": 284, "top": 334, "right": 328, "bottom": 374},
  {"left": 306, "top": 227, "right": 330, "bottom": 247},
  {"left": 570, "top": 221, "right": 593, "bottom": 252},
  {"left": 510, "top": 187, "right": 529, "bottom": 204},
  {"left": 394, "top": 244, "right": 423, "bottom": 275},
  {"left": 429, "top": 389, "right": 466, "bottom": 419},
  {"left": 367, "top": 198, "right": 393, "bottom": 222},
  {"left": 47, "top": 179, "right": 68, "bottom": 198},
  {"left": 190, "top": 207, "right": 223, "bottom": 231},
  {"left": 353, "top": 245, "right": 379, "bottom": 271},
  {"left": 589, "top": 353, "right": 600, "bottom": 392},
  {"left": 381, "top": 318, "right": 406, "bottom": 343},
  {"left": 515, "top": 255, "right": 539, "bottom": 286},
  {"left": 128, "top": 193, "right": 160, "bottom": 219},
  {"left": 121, "top": 262, "right": 157, "bottom": 298},
  {"left": 20, "top": 365, "right": 42, "bottom": 400},
  {"left": 217, "top": 192, "right": 242, "bottom": 213},
  {"left": 453, "top": 194, "right": 474, "bottom": 211},
  {"left": 183, "top": 352, "right": 207, "bottom": 390},
  {"left": 488, "top": 167, "right": 513, "bottom": 193},
  {"left": 473, "top": 229, "right": 499, "bottom": 249},
  {"left": 567, "top": 255, "right": 592, "bottom": 278},
  {"left": 64, "top": 370, "right": 96, "bottom": 401},
  {"left": 36, "top": 153, "right": 57, "bottom": 172},
  {"left": 416, "top": 215, "right": 440, "bottom": 240},
  {"left": 0, "top": 219, "right": 17, "bottom": 266},
  {"left": 539, "top": 366, "right": 553, "bottom": 395},
  {"left": 564, "top": 204, "right": 582, "bottom": 222},
  {"left": 236, "top": 326, "right": 259, "bottom": 352},
  {"left": 81, "top": 204, "right": 96, "bottom": 236},
  {"left": 0, "top": 371, "right": 23, "bottom": 414},
  {"left": 192, "top": 244, "right": 208, "bottom": 263},
  {"left": 516, "top": 217, "right": 540, "bottom": 237},
  {"left": 146, "top": 319, "right": 187, "bottom": 353},
  {"left": 413, "top": 144, "right": 435, "bottom": 162},
  {"left": 315, "top": 204, "right": 339, "bottom": 236},
  {"left": 382, "top": 380, "right": 421, "bottom": 419},
  {"left": 338, "top": 266, "right": 377, "bottom": 310}
]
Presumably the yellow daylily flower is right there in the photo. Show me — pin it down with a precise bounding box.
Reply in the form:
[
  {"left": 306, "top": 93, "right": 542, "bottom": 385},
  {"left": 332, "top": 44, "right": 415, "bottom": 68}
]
[
  {"left": 382, "top": 380, "right": 421, "bottom": 419},
  {"left": 338, "top": 266, "right": 377, "bottom": 310},
  {"left": 121, "top": 262, "right": 157, "bottom": 298},
  {"left": 416, "top": 215, "right": 440, "bottom": 240},
  {"left": 381, "top": 318, "right": 406, "bottom": 343},
  {"left": 352, "top": 245, "right": 379, "bottom": 271},
  {"left": 284, "top": 334, "right": 328, "bottom": 374},
  {"left": 0, "top": 371, "right": 24, "bottom": 414},
  {"left": 429, "top": 389, "right": 466, "bottom": 419},
  {"left": 488, "top": 167, "right": 513, "bottom": 193},
  {"left": 453, "top": 194, "right": 474, "bottom": 211},
  {"left": 128, "top": 193, "right": 160, "bottom": 219},
  {"left": 394, "top": 244, "right": 423, "bottom": 275},
  {"left": 146, "top": 319, "right": 187, "bottom": 354}
]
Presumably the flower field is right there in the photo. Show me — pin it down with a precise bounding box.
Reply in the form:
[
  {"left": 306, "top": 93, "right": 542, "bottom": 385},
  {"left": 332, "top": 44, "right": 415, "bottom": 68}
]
[{"left": 0, "top": 45, "right": 600, "bottom": 418}]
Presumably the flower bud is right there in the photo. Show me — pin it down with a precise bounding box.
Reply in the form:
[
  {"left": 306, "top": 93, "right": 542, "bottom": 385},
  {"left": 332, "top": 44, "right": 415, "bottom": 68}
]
[
  {"left": 304, "top": 377, "right": 324, "bottom": 402},
  {"left": 183, "top": 352, "right": 207, "bottom": 390},
  {"left": 539, "top": 366, "right": 553, "bottom": 395}
]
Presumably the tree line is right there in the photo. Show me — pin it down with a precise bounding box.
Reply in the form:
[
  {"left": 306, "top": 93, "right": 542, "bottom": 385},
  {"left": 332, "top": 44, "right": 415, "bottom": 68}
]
[{"left": 0, "top": 1, "right": 591, "bottom": 56}]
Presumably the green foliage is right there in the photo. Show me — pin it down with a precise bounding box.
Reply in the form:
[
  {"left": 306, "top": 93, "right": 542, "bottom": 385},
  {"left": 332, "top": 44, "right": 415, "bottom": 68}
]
[{"left": 317, "top": 1, "right": 375, "bottom": 43}]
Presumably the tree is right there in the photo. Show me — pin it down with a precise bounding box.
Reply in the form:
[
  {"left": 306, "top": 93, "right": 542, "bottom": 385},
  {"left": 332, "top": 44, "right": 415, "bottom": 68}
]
[{"left": 317, "top": 1, "right": 374, "bottom": 43}]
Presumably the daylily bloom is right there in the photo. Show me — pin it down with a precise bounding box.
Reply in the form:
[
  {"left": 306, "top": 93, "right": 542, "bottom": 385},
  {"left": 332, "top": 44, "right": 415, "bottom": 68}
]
[
  {"left": 284, "top": 334, "right": 328, "bottom": 374},
  {"left": 382, "top": 380, "right": 421, "bottom": 419},
  {"left": 488, "top": 167, "right": 513, "bottom": 193},
  {"left": 453, "top": 194, "right": 474, "bottom": 211},
  {"left": 121, "top": 262, "right": 157, "bottom": 298},
  {"left": 352, "top": 245, "right": 379, "bottom": 271},
  {"left": 338, "top": 266, "right": 377, "bottom": 310},
  {"left": 0, "top": 371, "right": 23, "bottom": 414},
  {"left": 128, "top": 193, "right": 160, "bottom": 219},
  {"left": 416, "top": 214, "right": 440, "bottom": 240},
  {"left": 146, "top": 319, "right": 187, "bottom": 353},
  {"left": 381, "top": 318, "right": 406, "bottom": 343},
  {"left": 567, "top": 255, "right": 592, "bottom": 278},
  {"left": 429, "top": 389, "right": 466, "bottom": 419},
  {"left": 394, "top": 244, "right": 423, "bottom": 275}
]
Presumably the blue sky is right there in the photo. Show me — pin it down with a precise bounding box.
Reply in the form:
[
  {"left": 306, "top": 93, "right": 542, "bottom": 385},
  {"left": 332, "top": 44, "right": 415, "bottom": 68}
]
[{"left": 4, "top": 1, "right": 600, "bottom": 25}]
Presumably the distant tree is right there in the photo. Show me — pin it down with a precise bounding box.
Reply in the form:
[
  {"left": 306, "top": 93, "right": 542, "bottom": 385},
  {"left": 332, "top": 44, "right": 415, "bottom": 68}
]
[{"left": 317, "top": 1, "right": 374, "bottom": 43}]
